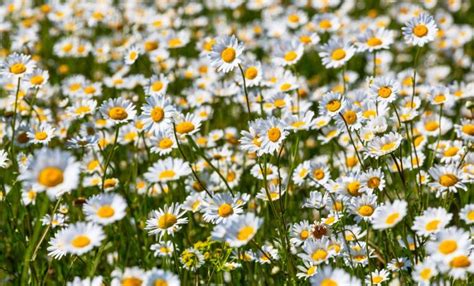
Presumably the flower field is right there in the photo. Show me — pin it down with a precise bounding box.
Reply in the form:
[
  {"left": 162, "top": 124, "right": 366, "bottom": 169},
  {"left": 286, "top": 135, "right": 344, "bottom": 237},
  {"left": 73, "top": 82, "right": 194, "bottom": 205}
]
[{"left": 1, "top": 0, "right": 474, "bottom": 285}]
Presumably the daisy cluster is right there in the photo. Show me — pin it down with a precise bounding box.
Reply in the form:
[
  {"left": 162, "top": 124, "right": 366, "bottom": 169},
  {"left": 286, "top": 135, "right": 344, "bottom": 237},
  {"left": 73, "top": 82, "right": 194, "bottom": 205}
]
[{"left": 0, "top": 0, "right": 473, "bottom": 285}]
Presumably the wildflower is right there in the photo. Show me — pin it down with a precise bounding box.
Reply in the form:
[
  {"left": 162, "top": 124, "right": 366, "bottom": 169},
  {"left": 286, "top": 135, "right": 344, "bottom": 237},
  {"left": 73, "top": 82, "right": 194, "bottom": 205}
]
[
  {"left": 402, "top": 13, "right": 438, "bottom": 46},
  {"left": 59, "top": 222, "right": 105, "bottom": 256},
  {"left": 211, "top": 213, "right": 263, "bottom": 247},
  {"left": 144, "top": 158, "right": 191, "bottom": 183},
  {"left": 371, "top": 200, "right": 407, "bottom": 230},
  {"left": 319, "top": 38, "right": 356, "bottom": 69},
  {"left": 145, "top": 203, "right": 188, "bottom": 239},
  {"left": 83, "top": 193, "right": 127, "bottom": 225},
  {"left": 99, "top": 98, "right": 137, "bottom": 125},
  {"left": 208, "top": 35, "right": 244, "bottom": 73}
]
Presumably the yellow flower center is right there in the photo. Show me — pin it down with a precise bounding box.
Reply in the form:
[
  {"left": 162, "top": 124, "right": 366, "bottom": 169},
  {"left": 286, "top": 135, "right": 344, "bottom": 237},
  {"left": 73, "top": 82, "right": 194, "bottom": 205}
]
[
  {"left": 267, "top": 127, "right": 281, "bottom": 142},
  {"left": 439, "top": 174, "right": 458, "bottom": 187},
  {"left": 321, "top": 278, "right": 337, "bottom": 286},
  {"left": 343, "top": 110, "right": 357, "bottom": 125},
  {"left": 245, "top": 67, "right": 258, "bottom": 79},
  {"left": 381, "top": 142, "right": 396, "bottom": 151},
  {"left": 218, "top": 203, "right": 234, "bottom": 217},
  {"left": 129, "top": 51, "right": 137, "bottom": 61},
  {"left": 154, "top": 279, "right": 168, "bottom": 286},
  {"left": 300, "top": 230, "right": 309, "bottom": 240},
  {"left": 450, "top": 255, "right": 471, "bottom": 268},
  {"left": 413, "top": 24, "right": 428, "bottom": 37},
  {"left": 347, "top": 181, "right": 361, "bottom": 196},
  {"left": 319, "top": 20, "right": 332, "bottom": 29},
  {"left": 122, "top": 277, "right": 143, "bottom": 286},
  {"left": 367, "top": 37, "right": 382, "bottom": 47},
  {"left": 372, "top": 276, "right": 384, "bottom": 284},
  {"left": 158, "top": 213, "right": 177, "bottom": 229},
  {"left": 284, "top": 51, "right": 298, "bottom": 62},
  {"left": 367, "top": 177, "right": 380, "bottom": 188},
  {"left": 438, "top": 239, "right": 457, "bottom": 254},
  {"left": 385, "top": 212, "right": 400, "bottom": 225},
  {"left": 35, "top": 131, "right": 48, "bottom": 140},
  {"left": 444, "top": 146, "right": 459, "bottom": 157},
  {"left": 280, "top": 83, "right": 292, "bottom": 91},
  {"left": 151, "top": 107, "right": 165, "bottom": 122},
  {"left": 274, "top": 99, "right": 286, "bottom": 108},
  {"left": 108, "top": 107, "right": 128, "bottom": 120},
  {"left": 151, "top": 81, "right": 164, "bottom": 92},
  {"left": 159, "top": 138, "right": 173, "bottom": 149},
  {"left": 300, "top": 35, "right": 312, "bottom": 44},
  {"left": 425, "top": 219, "right": 440, "bottom": 231},
  {"left": 30, "top": 75, "right": 44, "bottom": 85},
  {"left": 434, "top": 94, "right": 446, "bottom": 103},
  {"left": 462, "top": 124, "right": 474, "bottom": 136},
  {"left": 288, "top": 14, "right": 299, "bottom": 23},
  {"left": 97, "top": 205, "right": 115, "bottom": 218},
  {"left": 104, "top": 178, "right": 117, "bottom": 189},
  {"left": 358, "top": 205, "right": 374, "bottom": 216},
  {"left": 467, "top": 211, "right": 474, "bottom": 221},
  {"left": 311, "top": 249, "right": 328, "bottom": 261},
  {"left": 313, "top": 169, "right": 325, "bottom": 180},
  {"left": 71, "top": 235, "right": 91, "bottom": 248},
  {"left": 420, "top": 268, "right": 432, "bottom": 280},
  {"left": 38, "top": 167, "right": 64, "bottom": 187},
  {"left": 176, "top": 122, "right": 195, "bottom": 134},
  {"left": 10, "top": 63, "right": 27, "bottom": 74},
  {"left": 237, "top": 226, "right": 255, "bottom": 241},
  {"left": 378, "top": 86, "right": 392, "bottom": 98},
  {"left": 159, "top": 170, "right": 176, "bottom": 180},
  {"left": 221, "top": 47, "right": 236, "bottom": 63},
  {"left": 168, "top": 38, "right": 182, "bottom": 48},
  {"left": 326, "top": 100, "right": 341, "bottom": 112},
  {"left": 331, "top": 49, "right": 346, "bottom": 61},
  {"left": 75, "top": 106, "right": 91, "bottom": 115},
  {"left": 307, "top": 266, "right": 316, "bottom": 276}
]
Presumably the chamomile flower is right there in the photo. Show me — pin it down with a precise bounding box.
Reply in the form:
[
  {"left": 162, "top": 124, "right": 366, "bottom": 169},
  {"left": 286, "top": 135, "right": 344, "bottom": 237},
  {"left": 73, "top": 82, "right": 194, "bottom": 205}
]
[
  {"left": 150, "top": 241, "right": 175, "bottom": 257},
  {"left": 256, "top": 116, "right": 289, "bottom": 154},
  {"left": 366, "top": 269, "right": 390, "bottom": 285},
  {"left": 27, "top": 124, "right": 56, "bottom": 145},
  {"left": 239, "top": 62, "right": 262, "bottom": 87},
  {"left": 211, "top": 212, "right": 263, "bottom": 247},
  {"left": 61, "top": 222, "right": 105, "bottom": 255},
  {"left": 360, "top": 168, "right": 386, "bottom": 191},
  {"left": 310, "top": 267, "right": 360, "bottom": 286},
  {"left": 23, "top": 68, "right": 49, "bottom": 88},
  {"left": 124, "top": 44, "right": 141, "bottom": 65},
  {"left": 412, "top": 260, "right": 438, "bottom": 285},
  {"left": 145, "top": 203, "right": 188, "bottom": 239},
  {"left": 290, "top": 220, "right": 313, "bottom": 246},
  {"left": 140, "top": 94, "right": 176, "bottom": 133},
  {"left": 144, "top": 157, "right": 191, "bottom": 183},
  {"left": 208, "top": 35, "right": 244, "bottom": 73},
  {"left": 173, "top": 113, "right": 202, "bottom": 136},
  {"left": 319, "top": 38, "right": 356, "bottom": 69},
  {"left": 350, "top": 194, "right": 378, "bottom": 222},
  {"left": 99, "top": 98, "right": 136, "bottom": 125},
  {"left": 83, "top": 193, "right": 127, "bottom": 225},
  {"left": 67, "top": 98, "right": 97, "bottom": 119},
  {"left": 20, "top": 148, "right": 80, "bottom": 197},
  {"left": 412, "top": 207, "right": 452, "bottom": 237},
  {"left": 145, "top": 74, "right": 169, "bottom": 96},
  {"left": 459, "top": 204, "right": 474, "bottom": 224},
  {"left": 428, "top": 164, "right": 467, "bottom": 193},
  {"left": 202, "top": 192, "right": 243, "bottom": 224},
  {"left": 357, "top": 28, "right": 394, "bottom": 52},
  {"left": 402, "top": 13, "right": 438, "bottom": 47},
  {"left": 370, "top": 76, "right": 400, "bottom": 102},
  {"left": 272, "top": 39, "right": 304, "bottom": 66},
  {"left": 371, "top": 200, "right": 407, "bottom": 230},
  {"left": 455, "top": 119, "right": 474, "bottom": 141},
  {"left": 300, "top": 237, "right": 332, "bottom": 265},
  {"left": 426, "top": 227, "right": 471, "bottom": 262},
  {"left": 366, "top": 132, "right": 403, "bottom": 158},
  {"left": 0, "top": 53, "right": 35, "bottom": 78},
  {"left": 296, "top": 260, "right": 318, "bottom": 280},
  {"left": 319, "top": 92, "right": 345, "bottom": 117},
  {"left": 145, "top": 269, "right": 180, "bottom": 286},
  {"left": 150, "top": 129, "right": 176, "bottom": 155}
]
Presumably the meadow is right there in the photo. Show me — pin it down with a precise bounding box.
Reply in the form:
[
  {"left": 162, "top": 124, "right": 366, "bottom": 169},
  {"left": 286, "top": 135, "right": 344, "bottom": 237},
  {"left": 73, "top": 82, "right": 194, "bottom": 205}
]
[{"left": 0, "top": 0, "right": 473, "bottom": 285}]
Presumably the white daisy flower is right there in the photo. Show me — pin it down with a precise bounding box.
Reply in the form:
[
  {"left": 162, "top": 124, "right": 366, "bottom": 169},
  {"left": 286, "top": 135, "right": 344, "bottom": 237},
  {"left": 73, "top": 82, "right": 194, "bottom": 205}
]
[
  {"left": 124, "top": 44, "right": 141, "bottom": 65},
  {"left": 0, "top": 53, "right": 36, "bottom": 78},
  {"left": 61, "top": 222, "right": 105, "bottom": 255},
  {"left": 144, "top": 269, "right": 180, "bottom": 286},
  {"left": 412, "top": 207, "right": 452, "bottom": 237},
  {"left": 83, "top": 193, "right": 127, "bottom": 225},
  {"left": 99, "top": 98, "right": 137, "bottom": 125},
  {"left": 145, "top": 203, "right": 188, "bottom": 239},
  {"left": 208, "top": 35, "right": 244, "bottom": 73},
  {"left": 202, "top": 191, "right": 244, "bottom": 224},
  {"left": 402, "top": 13, "right": 438, "bottom": 47},
  {"left": 140, "top": 94, "right": 176, "bottom": 133},
  {"left": 211, "top": 212, "right": 263, "bottom": 247},
  {"left": 366, "top": 132, "right": 403, "bottom": 158},
  {"left": 319, "top": 38, "right": 356, "bottom": 69},
  {"left": 144, "top": 157, "right": 191, "bottom": 183},
  {"left": 371, "top": 199, "right": 407, "bottom": 230},
  {"left": 145, "top": 74, "right": 169, "bottom": 96}
]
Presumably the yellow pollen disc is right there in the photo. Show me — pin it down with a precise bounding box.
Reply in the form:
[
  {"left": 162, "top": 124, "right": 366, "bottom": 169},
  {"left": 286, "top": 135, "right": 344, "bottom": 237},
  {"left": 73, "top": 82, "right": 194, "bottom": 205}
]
[
  {"left": 237, "top": 226, "right": 254, "bottom": 241},
  {"left": 439, "top": 174, "right": 458, "bottom": 187},
  {"left": 97, "top": 205, "right": 115, "bottom": 218},
  {"left": 71, "top": 235, "right": 91, "bottom": 248},
  {"left": 331, "top": 49, "right": 346, "bottom": 61},
  {"left": 35, "top": 131, "right": 48, "bottom": 140},
  {"left": 343, "top": 110, "right": 357, "bottom": 125},
  {"left": 176, "top": 122, "right": 195, "bottom": 134},
  {"left": 104, "top": 178, "right": 117, "bottom": 188},
  {"left": 284, "top": 51, "right": 298, "bottom": 62},
  {"left": 434, "top": 94, "right": 446, "bottom": 103},
  {"left": 326, "top": 100, "right": 341, "bottom": 112},
  {"left": 450, "top": 255, "right": 471, "bottom": 268},
  {"left": 425, "top": 219, "right": 440, "bottom": 231},
  {"left": 159, "top": 138, "right": 173, "bottom": 149},
  {"left": 227, "top": 171, "right": 236, "bottom": 182},
  {"left": 372, "top": 276, "right": 384, "bottom": 284},
  {"left": 151, "top": 106, "right": 165, "bottom": 122},
  {"left": 378, "top": 86, "right": 392, "bottom": 98},
  {"left": 319, "top": 20, "right": 332, "bottom": 29},
  {"left": 367, "top": 37, "right": 382, "bottom": 47},
  {"left": 311, "top": 249, "right": 328, "bottom": 261},
  {"left": 438, "top": 239, "right": 457, "bottom": 254},
  {"left": 300, "top": 230, "right": 309, "bottom": 240},
  {"left": 358, "top": 205, "right": 374, "bottom": 216},
  {"left": 467, "top": 211, "right": 474, "bottom": 221},
  {"left": 333, "top": 201, "right": 343, "bottom": 211},
  {"left": 381, "top": 142, "right": 396, "bottom": 151},
  {"left": 158, "top": 213, "right": 177, "bottom": 229},
  {"left": 159, "top": 170, "right": 176, "bottom": 180},
  {"left": 307, "top": 266, "right": 316, "bottom": 276},
  {"left": 300, "top": 35, "right": 311, "bottom": 44},
  {"left": 280, "top": 83, "right": 292, "bottom": 91},
  {"left": 121, "top": 277, "right": 143, "bottom": 286},
  {"left": 413, "top": 24, "right": 428, "bottom": 37},
  {"left": 274, "top": 99, "right": 286, "bottom": 108},
  {"left": 367, "top": 177, "right": 380, "bottom": 188},
  {"left": 267, "top": 127, "right": 281, "bottom": 142},
  {"left": 347, "top": 181, "right": 360, "bottom": 196},
  {"left": 108, "top": 107, "right": 128, "bottom": 120},
  {"left": 444, "top": 146, "right": 459, "bottom": 157},
  {"left": 462, "top": 124, "right": 474, "bottom": 136},
  {"left": 10, "top": 63, "right": 27, "bottom": 74},
  {"left": 38, "top": 167, "right": 64, "bottom": 187},
  {"left": 168, "top": 38, "right": 182, "bottom": 48},
  {"left": 30, "top": 75, "right": 44, "bottom": 85},
  {"left": 151, "top": 81, "right": 164, "bottom": 92},
  {"left": 154, "top": 279, "right": 168, "bottom": 286},
  {"left": 313, "top": 169, "right": 325, "bottom": 180},
  {"left": 385, "top": 212, "right": 400, "bottom": 225},
  {"left": 221, "top": 47, "right": 236, "bottom": 63},
  {"left": 245, "top": 67, "right": 258, "bottom": 79},
  {"left": 420, "top": 268, "right": 432, "bottom": 280},
  {"left": 129, "top": 51, "right": 137, "bottom": 60},
  {"left": 288, "top": 14, "right": 299, "bottom": 23},
  {"left": 218, "top": 203, "right": 234, "bottom": 217},
  {"left": 75, "top": 106, "right": 91, "bottom": 115}
]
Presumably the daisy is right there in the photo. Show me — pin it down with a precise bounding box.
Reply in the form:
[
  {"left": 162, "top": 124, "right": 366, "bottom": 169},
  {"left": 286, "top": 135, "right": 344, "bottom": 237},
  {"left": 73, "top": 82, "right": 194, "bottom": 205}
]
[
  {"left": 360, "top": 168, "right": 386, "bottom": 191},
  {"left": 27, "top": 124, "right": 56, "bottom": 145},
  {"left": 426, "top": 227, "right": 471, "bottom": 262},
  {"left": 0, "top": 53, "right": 35, "bottom": 78},
  {"left": 150, "top": 241, "right": 175, "bottom": 257},
  {"left": 256, "top": 116, "right": 289, "bottom": 154},
  {"left": 366, "top": 132, "right": 403, "bottom": 158},
  {"left": 99, "top": 98, "right": 136, "bottom": 125},
  {"left": 455, "top": 119, "right": 474, "bottom": 141},
  {"left": 145, "top": 74, "right": 169, "bottom": 96},
  {"left": 272, "top": 39, "right": 304, "bottom": 66},
  {"left": 19, "top": 148, "right": 80, "bottom": 198},
  {"left": 300, "top": 238, "right": 332, "bottom": 265},
  {"left": 111, "top": 267, "right": 146, "bottom": 286},
  {"left": 67, "top": 98, "right": 97, "bottom": 119},
  {"left": 290, "top": 220, "right": 313, "bottom": 246},
  {"left": 371, "top": 199, "right": 407, "bottom": 230},
  {"left": 23, "top": 68, "right": 49, "bottom": 88},
  {"left": 349, "top": 194, "right": 378, "bottom": 222},
  {"left": 313, "top": 13, "right": 340, "bottom": 33},
  {"left": 145, "top": 203, "right": 188, "bottom": 239},
  {"left": 140, "top": 94, "right": 176, "bottom": 133},
  {"left": 83, "top": 193, "right": 127, "bottom": 225},
  {"left": 61, "top": 222, "right": 105, "bottom": 255},
  {"left": 357, "top": 28, "right": 394, "bottom": 52},
  {"left": 402, "top": 13, "right": 438, "bottom": 47},
  {"left": 366, "top": 269, "right": 390, "bottom": 285},
  {"left": 412, "top": 207, "right": 452, "bottom": 237},
  {"left": 370, "top": 76, "right": 400, "bottom": 102},
  {"left": 144, "top": 157, "right": 191, "bottom": 183},
  {"left": 319, "top": 92, "right": 345, "bottom": 117},
  {"left": 319, "top": 38, "right": 356, "bottom": 69},
  {"left": 150, "top": 129, "right": 176, "bottom": 155},
  {"left": 124, "top": 44, "right": 141, "bottom": 65},
  {"left": 239, "top": 62, "right": 262, "bottom": 87},
  {"left": 310, "top": 267, "right": 360, "bottom": 286},
  {"left": 211, "top": 212, "right": 263, "bottom": 247},
  {"left": 296, "top": 261, "right": 318, "bottom": 280},
  {"left": 428, "top": 164, "right": 467, "bottom": 193},
  {"left": 208, "top": 35, "right": 244, "bottom": 73},
  {"left": 145, "top": 269, "right": 180, "bottom": 286},
  {"left": 285, "top": 110, "right": 317, "bottom": 131},
  {"left": 412, "top": 260, "right": 438, "bottom": 285},
  {"left": 440, "top": 252, "right": 474, "bottom": 280},
  {"left": 459, "top": 203, "right": 474, "bottom": 224},
  {"left": 202, "top": 192, "right": 244, "bottom": 224},
  {"left": 173, "top": 113, "right": 202, "bottom": 136},
  {"left": 41, "top": 213, "right": 68, "bottom": 228}
]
